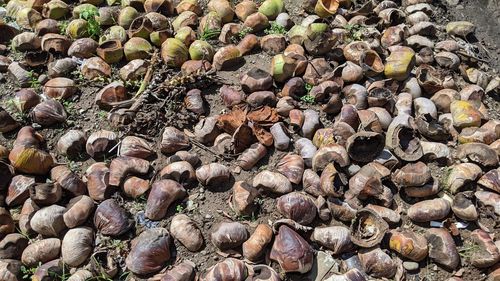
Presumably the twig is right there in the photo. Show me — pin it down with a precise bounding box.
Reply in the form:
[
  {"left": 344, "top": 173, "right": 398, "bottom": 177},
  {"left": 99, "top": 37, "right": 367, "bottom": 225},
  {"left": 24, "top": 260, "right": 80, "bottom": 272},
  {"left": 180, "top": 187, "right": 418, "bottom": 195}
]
[
  {"left": 110, "top": 51, "right": 159, "bottom": 113},
  {"left": 131, "top": 133, "right": 156, "bottom": 142},
  {"left": 190, "top": 138, "right": 240, "bottom": 161},
  {"left": 133, "top": 51, "right": 157, "bottom": 99},
  {"left": 108, "top": 140, "right": 122, "bottom": 153},
  {"left": 456, "top": 51, "right": 489, "bottom": 64},
  {"left": 189, "top": 138, "right": 226, "bottom": 161},
  {"left": 129, "top": 50, "right": 159, "bottom": 111},
  {"left": 307, "top": 59, "right": 321, "bottom": 76}
]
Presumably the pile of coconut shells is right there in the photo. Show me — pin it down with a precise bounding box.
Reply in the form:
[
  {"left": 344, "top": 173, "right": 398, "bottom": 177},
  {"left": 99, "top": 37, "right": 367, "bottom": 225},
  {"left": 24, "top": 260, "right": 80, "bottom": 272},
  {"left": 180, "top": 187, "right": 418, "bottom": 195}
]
[{"left": 1, "top": 0, "right": 500, "bottom": 279}]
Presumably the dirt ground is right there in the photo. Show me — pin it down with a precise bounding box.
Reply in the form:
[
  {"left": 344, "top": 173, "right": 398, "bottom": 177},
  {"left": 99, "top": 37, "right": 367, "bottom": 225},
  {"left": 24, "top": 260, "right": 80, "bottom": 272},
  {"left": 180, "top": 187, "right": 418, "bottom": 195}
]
[{"left": 1, "top": 0, "right": 499, "bottom": 280}]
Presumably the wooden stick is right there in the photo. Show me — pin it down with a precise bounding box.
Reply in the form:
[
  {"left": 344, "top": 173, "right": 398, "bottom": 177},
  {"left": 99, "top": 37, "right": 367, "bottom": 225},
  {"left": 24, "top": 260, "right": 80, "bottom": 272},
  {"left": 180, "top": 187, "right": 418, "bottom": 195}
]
[
  {"left": 189, "top": 138, "right": 226, "bottom": 161},
  {"left": 456, "top": 51, "right": 489, "bottom": 64},
  {"left": 133, "top": 50, "right": 158, "bottom": 99}
]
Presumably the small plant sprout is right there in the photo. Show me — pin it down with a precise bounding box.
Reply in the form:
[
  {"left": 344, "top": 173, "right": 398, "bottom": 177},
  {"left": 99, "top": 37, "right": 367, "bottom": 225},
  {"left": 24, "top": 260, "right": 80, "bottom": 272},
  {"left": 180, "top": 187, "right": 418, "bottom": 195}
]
[
  {"left": 264, "top": 22, "right": 286, "bottom": 35},
  {"left": 98, "top": 110, "right": 108, "bottom": 119},
  {"left": 300, "top": 94, "right": 315, "bottom": 104},
  {"left": 58, "top": 20, "right": 69, "bottom": 34},
  {"left": 238, "top": 26, "right": 253, "bottom": 39},
  {"left": 300, "top": 83, "right": 315, "bottom": 104},
  {"left": 304, "top": 83, "right": 313, "bottom": 93},
  {"left": 176, "top": 204, "right": 184, "bottom": 213},
  {"left": 199, "top": 27, "right": 221, "bottom": 41},
  {"left": 124, "top": 79, "right": 142, "bottom": 89},
  {"left": 63, "top": 100, "right": 77, "bottom": 115},
  {"left": 21, "top": 262, "right": 41, "bottom": 280},
  {"left": 47, "top": 262, "right": 70, "bottom": 281},
  {"left": 79, "top": 7, "right": 101, "bottom": 40},
  {"left": 27, "top": 71, "right": 41, "bottom": 90},
  {"left": 459, "top": 241, "right": 481, "bottom": 259},
  {"left": 344, "top": 24, "right": 365, "bottom": 42}
]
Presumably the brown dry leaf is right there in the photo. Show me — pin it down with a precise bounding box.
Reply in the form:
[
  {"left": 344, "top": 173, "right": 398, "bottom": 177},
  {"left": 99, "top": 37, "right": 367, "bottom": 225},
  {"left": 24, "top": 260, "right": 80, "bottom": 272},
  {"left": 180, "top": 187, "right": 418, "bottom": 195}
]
[
  {"left": 251, "top": 123, "right": 274, "bottom": 147},
  {"left": 232, "top": 124, "right": 255, "bottom": 153},
  {"left": 247, "top": 106, "right": 280, "bottom": 126},
  {"left": 444, "top": 219, "right": 460, "bottom": 236},
  {"left": 217, "top": 106, "right": 247, "bottom": 135}
]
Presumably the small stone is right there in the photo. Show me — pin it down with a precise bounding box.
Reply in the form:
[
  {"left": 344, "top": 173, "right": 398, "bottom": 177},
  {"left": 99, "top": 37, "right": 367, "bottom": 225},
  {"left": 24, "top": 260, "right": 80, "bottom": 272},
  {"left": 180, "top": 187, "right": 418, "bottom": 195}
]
[
  {"left": 275, "top": 13, "right": 293, "bottom": 29},
  {"left": 38, "top": 74, "right": 49, "bottom": 84},
  {"left": 403, "top": 261, "right": 419, "bottom": 271}
]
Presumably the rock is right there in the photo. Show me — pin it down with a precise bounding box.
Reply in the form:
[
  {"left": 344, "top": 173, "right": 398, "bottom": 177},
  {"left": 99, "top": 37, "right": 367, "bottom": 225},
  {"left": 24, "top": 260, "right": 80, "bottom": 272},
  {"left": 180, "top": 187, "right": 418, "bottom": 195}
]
[{"left": 403, "top": 261, "right": 419, "bottom": 271}]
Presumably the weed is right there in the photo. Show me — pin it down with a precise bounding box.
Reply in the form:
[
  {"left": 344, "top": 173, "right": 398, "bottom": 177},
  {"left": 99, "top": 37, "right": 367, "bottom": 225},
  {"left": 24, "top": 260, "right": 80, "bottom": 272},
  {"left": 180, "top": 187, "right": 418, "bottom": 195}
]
[
  {"left": 27, "top": 71, "right": 41, "bottom": 90},
  {"left": 2, "top": 14, "right": 15, "bottom": 23},
  {"left": 7, "top": 42, "right": 23, "bottom": 60},
  {"left": 459, "top": 241, "right": 481, "bottom": 259},
  {"left": 255, "top": 197, "right": 265, "bottom": 205},
  {"left": 94, "top": 75, "right": 109, "bottom": 83},
  {"left": 258, "top": 165, "right": 267, "bottom": 171},
  {"left": 110, "top": 239, "right": 127, "bottom": 251},
  {"left": 129, "top": 194, "right": 147, "bottom": 212},
  {"left": 89, "top": 256, "right": 115, "bottom": 281},
  {"left": 63, "top": 100, "right": 77, "bottom": 115},
  {"left": 79, "top": 7, "right": 101, "bottom": 40},
  {"left": 422, "top": 257, "right": 433, "bottom": 281},
  {"left": 344, "top": 24, "right": 364, "bottom": 42},
  {"left": 199, "top": 27, "right": 221, "bottom": 41},
  {"left": 98, "top": 110, "right": 108, "bottom": 119},
  {"left": 21, "top": 262, "right": 41, "bottom": 280},
  {"left": 118, "top": 271, "right": 131, "bottom": 280},
  {"left": 3, "top": 98, "right": 25, "bottom": 119},
  {"left": 304, "top": 83, "right": 313, "bottom": 93},
  {"left": 136, "top": 193, "right": 147, "bottom": 203},
  {"left": 66, "top": 159, "right": 80, "bottom": 172},
  {"left": 124, "top": 79, "right": 142, "bottom": 89},
  {"left": 103, "top": 155, "right": 111, "bottom": 165},
  {"left": 238, "top": 26, "right": 253, "bottom": 39},
  {"left": 439, "top": 167, "right": 453, "bottom": 190},
  {"left": 300, "top": 83, "right": 315, "bottom": 104},
  {"left": 279, "top": 271, "right": 287, "bottom": 281},
  {"left": 300, "top": 94, "right": 315, "bottom": 104},
  {"left": 251, "top": 212, "right": 257, "bottom": 221},
  {"left": 176, "top": 204, "right": 184, "bottom": 213},
  {"left": 48, "top": 262, "right": 70, "bottom": 281},
  {"left": 16, "top": 227, "right": 33, "bottom": 242},
  {"left": 58, "top": 20, "right": 69, "bottom": 35},
  {"left": 264, "top": 21, "right": 286, "bottom": 35},
  {"left": 413, "top": 227, "right": 426, "bottom": 235},
  {"left": 88, "top": 271, "right": 114, "bottom": 281}
]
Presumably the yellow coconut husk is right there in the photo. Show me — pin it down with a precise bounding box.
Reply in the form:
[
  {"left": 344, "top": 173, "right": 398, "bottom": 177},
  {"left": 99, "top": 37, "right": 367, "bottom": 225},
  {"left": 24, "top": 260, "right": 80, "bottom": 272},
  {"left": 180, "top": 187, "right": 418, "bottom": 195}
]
[{"left": 9, "top": 146, "right": 54, "bottom": 175}]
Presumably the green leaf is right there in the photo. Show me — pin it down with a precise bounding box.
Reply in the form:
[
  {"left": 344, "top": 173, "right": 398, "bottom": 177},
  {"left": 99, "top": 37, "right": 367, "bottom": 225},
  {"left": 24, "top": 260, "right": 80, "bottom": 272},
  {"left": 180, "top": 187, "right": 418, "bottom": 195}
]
[{"left": 264, "top": 21, "right": 286, "bottom": 35}]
